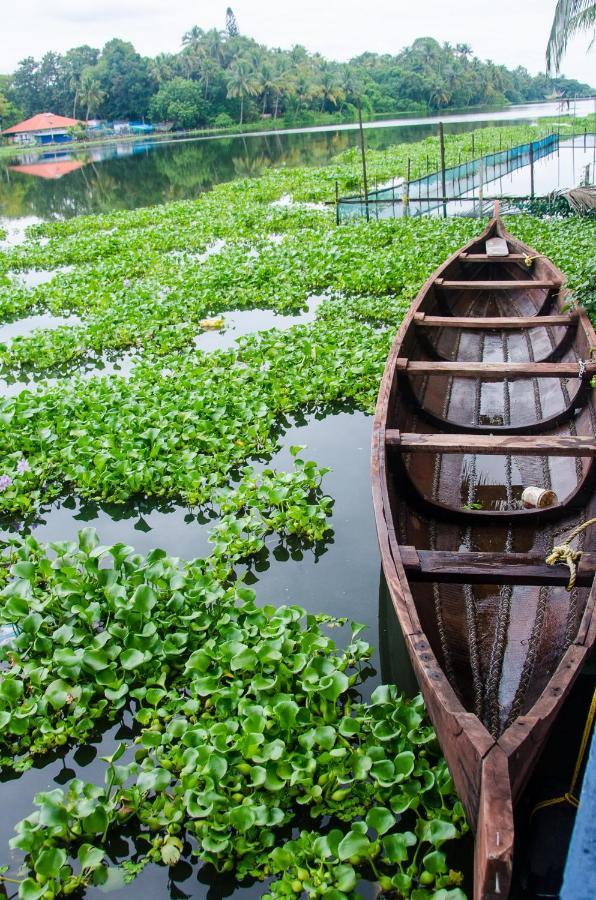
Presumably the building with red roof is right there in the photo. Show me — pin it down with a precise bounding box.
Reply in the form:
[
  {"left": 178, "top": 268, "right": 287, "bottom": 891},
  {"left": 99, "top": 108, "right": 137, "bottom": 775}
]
[{"left": 2, "top": 113, "right": 84, "bottom": 145}]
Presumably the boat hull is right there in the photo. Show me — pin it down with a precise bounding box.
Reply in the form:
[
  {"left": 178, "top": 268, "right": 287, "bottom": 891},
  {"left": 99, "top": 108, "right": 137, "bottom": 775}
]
[{"left": 371, "top": 214, "right": 596, "bottom": 899}]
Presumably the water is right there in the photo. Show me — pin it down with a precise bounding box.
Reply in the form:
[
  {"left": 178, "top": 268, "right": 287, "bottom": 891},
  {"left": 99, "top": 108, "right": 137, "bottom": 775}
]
[
  {"left": 0, "top": 100, "right": 593, "bottom": 222},
  {"left": 0, "top": 312, "right": 81, "bottom": 343},
  {"left": 193, "top": 295, "right": 323, "bottom": 352},
  {"left": 0, "top": 407, "right": 388, "bottom": 899}
]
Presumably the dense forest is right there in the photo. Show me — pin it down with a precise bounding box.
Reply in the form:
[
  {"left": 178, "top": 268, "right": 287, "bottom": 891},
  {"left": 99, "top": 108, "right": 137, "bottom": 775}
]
[{"left": 0, "top": 7, "right": 593, "bottom": 131}]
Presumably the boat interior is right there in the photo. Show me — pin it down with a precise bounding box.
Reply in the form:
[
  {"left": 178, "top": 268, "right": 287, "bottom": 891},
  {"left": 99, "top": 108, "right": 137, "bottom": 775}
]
[{"left": 384, "top": 223, "right": 595, "bottom": 738}]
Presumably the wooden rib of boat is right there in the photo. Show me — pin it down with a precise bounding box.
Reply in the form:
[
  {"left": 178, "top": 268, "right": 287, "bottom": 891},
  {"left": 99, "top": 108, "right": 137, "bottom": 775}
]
[{"left": 371, "top": 204, "right": 596, "bottom": 900}]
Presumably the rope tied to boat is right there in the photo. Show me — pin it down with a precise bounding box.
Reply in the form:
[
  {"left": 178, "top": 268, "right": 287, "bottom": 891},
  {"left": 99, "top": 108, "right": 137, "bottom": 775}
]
[
  {"left": 523, "top": 254, "right": 544, "bottom": 268},
  {"left": 530, "top": 687, "right": 596, "bottom": 820},
  {"left": 546, "top": 517, "right": 596, "bottom": 590}
]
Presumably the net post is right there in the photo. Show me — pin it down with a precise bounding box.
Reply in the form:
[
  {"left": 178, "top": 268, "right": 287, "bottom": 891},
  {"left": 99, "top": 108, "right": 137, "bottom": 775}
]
[{"left": 439, "top": 121, "right": 447, "bottom": 218}]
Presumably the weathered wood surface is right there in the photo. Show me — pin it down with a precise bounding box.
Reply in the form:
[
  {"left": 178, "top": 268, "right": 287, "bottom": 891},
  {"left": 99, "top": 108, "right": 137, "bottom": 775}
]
[
  {"left": 485, "top": 236, "right": 510, "bottom": 257},
  {"left": 460, "top": 251, "right": 527, "bottom": 262},
  {"left": 436, "top": 278, "right": 559, "bottom": 290},
  {"left": 414, "top": 312, "right": 575, "bottom": 329},
  {"left": 386, "top": 431, "right": 596, "bottom": 456},
  {"left": 396, "top": 358, "right": 594, "bottom": 378},
  {"left": 400, "top": 546, "right": 596, "bottom": 586},
  {"left": 371, "top": 209, "right": 596, "bottom": 900}
]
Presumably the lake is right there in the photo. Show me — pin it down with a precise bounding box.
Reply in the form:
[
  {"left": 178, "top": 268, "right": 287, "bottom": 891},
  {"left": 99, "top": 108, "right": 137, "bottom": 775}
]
[{"left": 0, "top": 98, "right": 593, "bottom": 223}]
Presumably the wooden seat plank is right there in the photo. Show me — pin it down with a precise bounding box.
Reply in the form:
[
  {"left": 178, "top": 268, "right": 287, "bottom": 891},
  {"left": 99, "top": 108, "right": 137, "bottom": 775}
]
[
  {"left": 396, "top": 359, "right": 594, "bottom": 379},
  {"left": 460, "top": 253, "right": 528, "bottom": 262},
  {"left": 400, "top": 546, "right": 596, "bottom": 587},
  {"left": 386, "top": 431, "right": 596, "bottom": 456},
  {"left": 414, "top": 313, "right": 574, "bottom": 329},
  {"left": 436, "top": 278, "right": 558, "bottom": 290}
]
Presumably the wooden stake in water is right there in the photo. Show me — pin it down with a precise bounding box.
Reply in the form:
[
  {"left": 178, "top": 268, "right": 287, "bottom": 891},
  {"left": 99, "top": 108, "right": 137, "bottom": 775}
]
[
  {"left": 335, "top": 180, "right": 339, "bottom": 226},
  {"left": 357, "top": 100, "right": 369, "bottom": 222},
  {"left": 529, "top": 141, "right": 535, "bottom": 199},
  {"left": 439, "top": 121, "right": 447, "bottom": 218}
]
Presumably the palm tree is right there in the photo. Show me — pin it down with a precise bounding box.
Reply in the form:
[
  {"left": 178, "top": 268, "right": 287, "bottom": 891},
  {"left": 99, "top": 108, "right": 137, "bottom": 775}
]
[
  {"left": 271, "top": 65, "right": 294, "bottom": 118},
  {"left": 225, "top": 58, "right": 259, "bottom": 123},
  {"left": 70, "top": 74, "right": 80, "bottom": 118},
  {"left": 204, "top": 28, "right": 227, "bottom": 65},
  {"left": 547, "top": 0, "right": 595, "bottom": 72},
  {"left": 429, "top": 85, "right": 451, "bottom": 109},
  {"left": 258, "top": 61, "right": 276, "bottom": 115},
  {"left": 182, "top": 26, "right": 204, "bottom": 50},
  {"left": 319, "top": 66, "right": 345, "bottom": 112},
  {"left": 79, "top": 72, "right": 105, "bottom": 121}
]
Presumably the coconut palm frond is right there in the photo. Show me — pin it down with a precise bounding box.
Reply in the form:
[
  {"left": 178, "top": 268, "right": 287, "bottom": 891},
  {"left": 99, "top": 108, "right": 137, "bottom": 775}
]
[
  {"left": 553, "top": 185, "right": 596, "bottom": 213},
  {"left": 546, "top": 0, "right": 596, "bottom": 72}
]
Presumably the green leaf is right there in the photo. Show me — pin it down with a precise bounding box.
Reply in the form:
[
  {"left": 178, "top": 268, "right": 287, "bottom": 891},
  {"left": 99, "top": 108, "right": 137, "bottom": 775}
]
[
  {"left": 229, "top": 805, "right": 256, "bottom": 831},
  {"left": 78, "top": 843, "right": 105, "bottom": 871},
  {"left": 120, "top": 648, "right": 145, "bottom": 670},
  {"left": 18, "top": 878, "right": 46, "bottom": 900},
  {"left": 137, "top": 767, "right": 171, "bottom": 793},
  {"left": 131, "top": 584, "right": 157, "bottom": 614},
  {"left": 34, "top": 847, "right": 67, "bottom": 878},
  {"left": 428, "top": 819, "right": 459, "bottom": 848},
  {"left": 45, "top": 679, "right": 78, "bottom": 709},
  {"left": 382, "top": 831, "right": 416, "bottom": 863},
  {"left": 337, "top": 829, "right": 371, "bottom": 861},
  {"left": 422, "top": 850, "right": 448, "bottom": 874},
  {"left": 366, "top": 806, "right": 395, "bottom": 836}
]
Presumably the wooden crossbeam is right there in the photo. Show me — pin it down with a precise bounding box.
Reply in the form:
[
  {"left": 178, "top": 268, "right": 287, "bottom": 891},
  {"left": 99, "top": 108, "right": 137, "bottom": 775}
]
[
  {"left": 436, "top": 278, "right": 558, "bottom": 290},
  {"left": 395, "top": 359, "right": 594, "bottom": 379},
  {"left": 414, "top": 313, "right": 575, "bottom": 330},
  {"left": 459, "top": 252, "right": 528, "bottom": 262},
  {"left": 400, "top": 546, "right": 596, "bottom": 587},
  {"left": 385, "top": 431, "right": 596, "bottom": 456}
]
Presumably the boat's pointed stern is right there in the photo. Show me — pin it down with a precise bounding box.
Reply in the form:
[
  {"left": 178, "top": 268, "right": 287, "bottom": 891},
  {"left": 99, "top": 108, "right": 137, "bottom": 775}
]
[{"left": 474, "top": 746, "right": 514, "bottom": 900}]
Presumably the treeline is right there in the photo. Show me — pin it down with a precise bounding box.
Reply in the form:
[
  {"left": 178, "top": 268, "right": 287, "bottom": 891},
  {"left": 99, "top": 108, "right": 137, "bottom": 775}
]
[{"left": 0, "top": 10, "right": 593, "bottom": 131}]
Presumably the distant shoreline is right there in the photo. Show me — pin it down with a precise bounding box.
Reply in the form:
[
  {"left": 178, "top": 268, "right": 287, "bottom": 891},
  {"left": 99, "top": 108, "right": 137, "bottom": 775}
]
[{"left": 1, "top": 97, "right": 594, "bottom": 163}]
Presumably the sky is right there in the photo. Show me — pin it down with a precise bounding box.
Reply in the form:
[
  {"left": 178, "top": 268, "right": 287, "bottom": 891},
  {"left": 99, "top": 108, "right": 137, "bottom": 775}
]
[{"left": 1, "top": 0, "right": 594, "bottom": 84}]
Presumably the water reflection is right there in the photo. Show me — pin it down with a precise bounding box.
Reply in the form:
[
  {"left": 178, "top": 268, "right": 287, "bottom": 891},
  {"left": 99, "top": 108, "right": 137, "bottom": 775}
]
[
  {"left": 0, "top": 312, "right": 81, "bottom": 343},
  {"left": 1, "top": 100, "right": 591, "bottom": 221},
  {"left": 194, "top": 295, "right": 323, "bottom": 352}
]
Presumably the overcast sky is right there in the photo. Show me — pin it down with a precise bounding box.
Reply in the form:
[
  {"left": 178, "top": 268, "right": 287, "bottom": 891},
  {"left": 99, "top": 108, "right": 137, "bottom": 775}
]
[{"left": 1, "top": 0, "right": 594, "bottom": 84}]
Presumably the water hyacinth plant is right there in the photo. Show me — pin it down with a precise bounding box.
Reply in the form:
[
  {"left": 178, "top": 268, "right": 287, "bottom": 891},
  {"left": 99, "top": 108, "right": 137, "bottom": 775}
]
[{"left": 0, "top": 119, "right": 595, "bottom": 899}]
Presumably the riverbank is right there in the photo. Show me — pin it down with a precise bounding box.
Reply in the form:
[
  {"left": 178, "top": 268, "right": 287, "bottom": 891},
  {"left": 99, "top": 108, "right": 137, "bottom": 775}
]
[{"left": 1, "top": 98, "right": 594, "bottom": 163}]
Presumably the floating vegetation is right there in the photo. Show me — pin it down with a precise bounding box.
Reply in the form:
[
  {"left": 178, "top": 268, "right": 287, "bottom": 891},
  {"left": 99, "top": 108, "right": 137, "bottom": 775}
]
[{"left": 0, "top": 120, "right": 594, "bottom": 899}]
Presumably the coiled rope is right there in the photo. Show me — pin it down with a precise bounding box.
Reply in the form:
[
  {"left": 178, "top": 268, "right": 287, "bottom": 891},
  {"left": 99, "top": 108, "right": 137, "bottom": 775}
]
[{"left": 546, "top": 517, "right": 596, "bottom": 591}]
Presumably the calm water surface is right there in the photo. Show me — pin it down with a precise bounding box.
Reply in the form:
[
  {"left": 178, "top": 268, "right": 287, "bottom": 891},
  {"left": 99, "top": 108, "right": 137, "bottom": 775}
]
[{"left": 0, "top": 99, "right": 593, "bottom": 222}]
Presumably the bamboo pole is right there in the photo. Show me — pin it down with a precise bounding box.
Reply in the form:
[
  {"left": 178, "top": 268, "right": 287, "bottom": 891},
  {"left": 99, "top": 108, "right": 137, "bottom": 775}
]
[
  {"left": 357, "top": 100, "right": 369, "bottom": 222},
  {"left": 439, "top": 121, "right": 447, "bottom": 218}
]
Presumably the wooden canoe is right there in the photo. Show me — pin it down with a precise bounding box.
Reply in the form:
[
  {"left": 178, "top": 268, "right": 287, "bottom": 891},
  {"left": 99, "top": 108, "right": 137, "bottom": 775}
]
[{"left": 371, "top": 206, "right": 596, "bottom": 899}]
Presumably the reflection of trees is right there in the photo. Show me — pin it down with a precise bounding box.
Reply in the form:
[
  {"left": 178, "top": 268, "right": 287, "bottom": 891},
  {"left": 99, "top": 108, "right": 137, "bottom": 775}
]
[
  {"left": 0, "top": 118, "right": 517, "bottom": 220},
  {"left": 232, "top": 153, "right": 269, "bottom": 179}
]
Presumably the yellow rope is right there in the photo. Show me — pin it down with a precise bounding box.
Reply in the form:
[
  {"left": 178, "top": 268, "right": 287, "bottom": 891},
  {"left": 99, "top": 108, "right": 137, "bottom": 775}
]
[
  {"left": 524, "top": 254, "right": 544, "bottom": 268},
  {"left": 530, "top": 688, "right": 596, "bottom": 819},
  {"left": 546, "top": 517, "right": 596, "bottom": 591}
]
